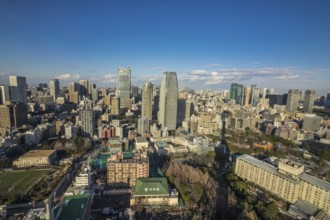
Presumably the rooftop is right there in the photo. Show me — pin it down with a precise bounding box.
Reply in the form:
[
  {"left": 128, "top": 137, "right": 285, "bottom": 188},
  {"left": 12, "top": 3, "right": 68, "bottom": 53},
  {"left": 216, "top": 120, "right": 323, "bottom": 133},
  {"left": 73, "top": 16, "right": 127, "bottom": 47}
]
[
  {"left": 20, "top": 150, "right": 56, "bottom": 158},
  {"left": 136, "top": 136, "right": 148, "bottom": 143},
  {"left": 134, "top": 177, "right": 169, "bottom": 196},
  {"left": 58, "top": 194, "right": 90, "bottom": 220}
]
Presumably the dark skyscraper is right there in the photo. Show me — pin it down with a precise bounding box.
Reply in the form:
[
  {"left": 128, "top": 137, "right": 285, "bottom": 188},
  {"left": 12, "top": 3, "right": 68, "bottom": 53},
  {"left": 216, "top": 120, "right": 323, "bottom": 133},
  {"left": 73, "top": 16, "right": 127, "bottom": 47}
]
[
  {"left": 303, "top": 90, "right": 315, "bottom": 113},
  {"left": 230, "top": 83, "right": 244, "bottom": 105}
]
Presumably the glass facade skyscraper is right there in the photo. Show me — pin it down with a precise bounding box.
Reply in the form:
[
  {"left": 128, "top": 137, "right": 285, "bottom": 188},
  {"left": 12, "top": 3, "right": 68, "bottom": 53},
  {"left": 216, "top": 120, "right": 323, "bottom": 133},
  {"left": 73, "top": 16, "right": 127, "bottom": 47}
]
[{"left": 117, "top": 67, "right": 131, "bottom": 108}]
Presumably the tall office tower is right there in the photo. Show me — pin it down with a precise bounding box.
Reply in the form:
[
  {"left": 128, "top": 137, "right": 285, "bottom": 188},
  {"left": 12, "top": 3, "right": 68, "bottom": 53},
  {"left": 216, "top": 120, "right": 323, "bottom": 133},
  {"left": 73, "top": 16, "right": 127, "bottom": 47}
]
[
  {"left": 80, "top": 106, "right": 96, "bottom": 138},
  {"left": 110, "top": 97, "right": 120, "bottom": 115},
  {"left": 131, "top": 86, "right": 139, "bottom": 98},
  {"left": 88, "top": 83, "right": 95, "bottom": 95},
  {"left": 158, "top": 72, "right": 178, "bottom": 130},
  {"left": 0, "top": 85, "right": 10, "bottom": 105},
  {"left": 286, "top": 89, "right": 300, "bottom": 111},
  {"left": 230, "top": 83, "right": 244, "bottom": 105},
  {"left": 153, "top": 87, "right": 160, "bottom": 120},
  {"left": 267, "top": 88, "right": 275, "bottom": 95},
  {"left": 79, "top": 80, "right": 89, "bottom": 98},
  {"left": 49, "top": 79, "right": 60, "bottom": 102},
  {"left": 250, "top": 84, "right": 260, "bottom": 106},
  {"left": 185, "top": 99, "right": 193, "bottom": 121},
  {"left": 141, "top": 82, "right": 153, "bottom": 120},
  {"left": 9, "top": 76, "right": 27, "bottom": 104},
  {"left": 303, "top": 90, "right": 316, "bottom": 113},
  {"left": 92, "top": 88, "right": 99, "bottom": 101},
  {"left": 69, "top": 92, "right": 79, "bottom": 104},
  {"left": 244, "top": 87, "right": 251, "bottom": 106},
  {"left": 69, "top": 82, "right": 80, "bottom": 94},
  {"left": 138, "top": 117, "right": 150, "bottom": 135},
  {"left": 117, "top": 67, "right": 131, "bottom": 108},
  {"left": 266, "top": 94, "right": 288, "bottom": 108},
  {"left": 101, "top": 88, "right": 107, "bottom": 97},
  {"left": 0, "top": 102, "right": 28, "bottom": 133}
]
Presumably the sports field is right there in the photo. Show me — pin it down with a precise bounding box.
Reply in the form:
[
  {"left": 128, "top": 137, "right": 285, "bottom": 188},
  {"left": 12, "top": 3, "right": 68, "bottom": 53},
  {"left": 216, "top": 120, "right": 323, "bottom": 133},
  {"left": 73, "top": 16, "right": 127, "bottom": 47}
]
[{"left": 0, "top": 170, "right": 49, "bottom": 194}]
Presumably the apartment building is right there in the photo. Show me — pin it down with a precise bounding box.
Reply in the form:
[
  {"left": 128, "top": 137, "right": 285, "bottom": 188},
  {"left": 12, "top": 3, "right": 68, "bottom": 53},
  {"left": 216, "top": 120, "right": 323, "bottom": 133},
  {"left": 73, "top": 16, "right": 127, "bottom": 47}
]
[
  {"left": 235, "top": 155, "right": 330, "bottom": 213},
  {"left": 107, "top": 152, "right": 149, "bottom": 187}
]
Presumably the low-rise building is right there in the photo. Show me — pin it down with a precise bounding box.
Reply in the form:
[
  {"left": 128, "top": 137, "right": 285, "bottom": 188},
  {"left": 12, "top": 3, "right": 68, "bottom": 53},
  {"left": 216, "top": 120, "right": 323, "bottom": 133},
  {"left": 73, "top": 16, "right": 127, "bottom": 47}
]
[
  {"left": 13, "top": 150, "right": 57, "bottom": 168},
  {"left": 130, "top": 177, "right": 178, "bottom": 206}
]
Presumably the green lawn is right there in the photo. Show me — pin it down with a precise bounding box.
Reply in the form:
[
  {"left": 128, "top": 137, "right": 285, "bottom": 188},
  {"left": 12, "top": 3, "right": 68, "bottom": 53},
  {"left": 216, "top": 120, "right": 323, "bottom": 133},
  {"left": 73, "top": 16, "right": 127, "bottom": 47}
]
[{"left": 0, "top": 170, "right": 49, "bottom": 195}]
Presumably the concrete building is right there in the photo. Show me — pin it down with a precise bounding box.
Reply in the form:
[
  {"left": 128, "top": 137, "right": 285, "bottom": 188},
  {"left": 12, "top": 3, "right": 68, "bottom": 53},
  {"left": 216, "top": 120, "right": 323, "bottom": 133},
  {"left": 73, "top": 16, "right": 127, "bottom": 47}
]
[
  {"left": 49, "top": 79, "right": 60, "bottom": 102},
  {"left": 0, "top": 102, "right": 28, "bottom": 133},
  {"left": 111, "top": 97, "right": 120, "bottom": 115},
  {"left": 117, "top": 67, "right": 131, "bottom": 108},
  {"left": 9, "top": 75, "right": 27, "bottom": 104},
  {"left": 13, "top": 150, "right": 57, "bottom": 168},
  {"left": 141, "top": 82, "right": 153, "bottom": 120},
  {"left": 138, "top": 117, "right": 150, "bottom": 135},
  {"left": 302, "top": 114, "right": 322, "bottom": 131},
  {"left": 250, "top": 84, "right": 260, "bottom": 106},
  {"left": 74, "top": 172, "right": 92, "bottom": 188},
  {"left": 185, "top": 99, "right": 193, "bottom": 121},
  {"left": 235, "top": 155, "right": 330, "bottom": 214},
  {"left": 0, "top": 85, "right": 10, "bottom": 105},
  {"left": 107, "top": 152, "right": 149, "bottom": 187},
  {"left": 69, "top": 92, "right": 79, "bottom": 104},
  {"left": 158, "top": 72, "right": 178, "bottom": 130},
  {"left": 130, "top": 177, "right": 179, "bottom": 206},
  {"left": 80, "top": 106, "right": 96, "bottom": 138},
  {"left": 286, "top": 89, "right": 300, "bottom": 111},
  {"left": 69, "top": 82, "right": 80, "bottom": 94},
  {"left": 135, "top": 136, "right": 149, "bottom": 150},
  {"left": 244, "top": 87, "right": 251, "bottom": 106},
  {"left": 303, "top": 90, "right": 316, "bottom": 114}
]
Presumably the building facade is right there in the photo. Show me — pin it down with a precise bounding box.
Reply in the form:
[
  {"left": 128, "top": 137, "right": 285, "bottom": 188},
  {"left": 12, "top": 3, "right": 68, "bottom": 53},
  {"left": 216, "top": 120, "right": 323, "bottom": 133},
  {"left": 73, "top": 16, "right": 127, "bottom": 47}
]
[
  {"left": 9, "top": 75, "right": 27, "bottom": 104},
  {"left": 13, "top": 150, "right": 57, "bottom": 168},
  {"left": 303, "top": 90, "right": 315, "bottom": 114},
  {"left": 158, "top": 72, "right": 178, "bottom": 130},
  {"left": 117, "top": 67, "right": 131, "bottom": 108},
  {"left": 235, "top": 155, "right": 330, "bottom": 213},
  {"left": 141, "top": 82, "right": 153, "bottom": 120},
  {"left": 80, "top": 106, "right": 96, "bottom": 138},
  {"left": 286, "top": 89, "right": 300, "bottom": 111},
  {"left": 49, "top": 79, "right": 60, "bottom": 102}
]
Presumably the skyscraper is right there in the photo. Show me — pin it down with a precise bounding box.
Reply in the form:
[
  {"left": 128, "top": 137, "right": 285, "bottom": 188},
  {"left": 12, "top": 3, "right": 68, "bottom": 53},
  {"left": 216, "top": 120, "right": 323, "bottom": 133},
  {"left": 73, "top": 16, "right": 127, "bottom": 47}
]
[
  {"left": 69, "top": 82, "right": 80, "bottom": 94},
  {"left": 230, "top": 83, "right": 244, "bottom": 105},
  {"left": 303, "top": 90, "right": 315, "bottom": 114},
  {"left": 185, "top": 99, "right": 193, "bottom": 121},
  {"left": 0, "top": 102, "right": 28, "bottom": 133},
  {"left": 49, "top": 79, "right": 60, "bottom": 102},
  {"left": 158, "top": 72, "right": 178, "bottom": 130},
  {"left": 141, "top": 82, "right": 153, "bottom": 120},
  {"left": 250, "top": 84, "right": 260, "bottom": 106},
  {"left": 9, "top": 76, "right": 27, "bottom": 104},
  {"left": 80, "top": 105, "right": 96, "bottom": 138},
  {"left": 117, "top": 67, "right": 131, "bottom": 108},
  {"left": 286, "top": 89, "right": 300, "bottom": 111},
  {"left": 79, "top": 80, "right": 89, "bottom": 99},
  {"left": 0, "top": 85, "right": 10, "bottom": 105},
  {"left": 244, "top": 87, "right": 251, "bottom": 106}
]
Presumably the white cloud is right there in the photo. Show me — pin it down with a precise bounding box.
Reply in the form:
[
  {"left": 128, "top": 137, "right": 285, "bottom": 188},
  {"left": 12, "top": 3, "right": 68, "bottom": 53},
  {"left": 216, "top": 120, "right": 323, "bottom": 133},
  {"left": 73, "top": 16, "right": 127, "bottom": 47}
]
[
  {"left": 253, "top": 61, "right": 261, "bottom": 64},
  {"left": 184, "top": 67, "right": 302, "bottom": 85},
  {"left": 55, "top": 73, "right": 80, "bottom": 80}
]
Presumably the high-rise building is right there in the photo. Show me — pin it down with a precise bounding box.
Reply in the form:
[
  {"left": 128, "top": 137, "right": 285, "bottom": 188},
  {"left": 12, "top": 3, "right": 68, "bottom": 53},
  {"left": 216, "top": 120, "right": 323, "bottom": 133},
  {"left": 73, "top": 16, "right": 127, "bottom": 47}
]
[
  {"left": 79, "top": 80, "right": 89, "bottom": 99},
  {"left": 117, "top": 67, "right": 131, "bottom": 108},
  {"left": 69, "top": 92, "right": 79, "bottom": 104},
  {"left": 250, "top": 84, "right": 260, "bottom": 106},
  {"left": 244, "top": 87, "right": 251, "bottom": 106},
  {"left": 110, "top": 97, "right": 120, "bottom": 115},
  {"left": 185, "top": 100, "right": 193, "bottom": 121},
  {"left": 49, "top": 79, "right": 60, "bottom": 102},
  {"left": 141, "top": 82, "right": 153, "bottom": 120},
  {"left": 69, "top": 82, "right": 80, "bottom": 94},
  {"left": 9, "top": 76, "right": 27, "bottom": 104},
  {"left": 266, "top": 94, "right": 288, "bottom": 107},
  {"left": 286, "top": 89, "right": 300, "bottom": 111},
  {"left": 0, "top": 85, "right": 10, "bottom": 105},
  {"left": 0, "top": 102, "right": 28, "bottom": 132},
  {"left": 230, "top": 83, "right": 244, "bottom": 105},
  {"left": 138, "top": 117, "right": 150, "bottom": 135},
  {"left": 80, "top": 106, "right": 96, "bottom": 138},
  {"left": 158, "top": 72, "right": 178, "bottom": 130},
  {"left": 303, "top": 90, "right": 315, "bottom": 113}
]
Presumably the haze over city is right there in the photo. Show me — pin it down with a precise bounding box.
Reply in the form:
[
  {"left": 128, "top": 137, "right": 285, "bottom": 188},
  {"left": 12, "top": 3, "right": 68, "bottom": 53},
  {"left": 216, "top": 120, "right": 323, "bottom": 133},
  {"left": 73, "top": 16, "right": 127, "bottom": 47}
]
[{"left": 1, "top": 0, "right": 330, "bottom": 94}]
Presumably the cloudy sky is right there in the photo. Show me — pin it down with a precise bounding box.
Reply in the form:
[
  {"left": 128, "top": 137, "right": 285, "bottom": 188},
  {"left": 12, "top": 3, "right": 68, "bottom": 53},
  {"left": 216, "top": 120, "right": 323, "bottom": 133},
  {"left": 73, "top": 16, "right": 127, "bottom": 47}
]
[{"left": 0, "top": 0, "right": 330, "bottom": 95}]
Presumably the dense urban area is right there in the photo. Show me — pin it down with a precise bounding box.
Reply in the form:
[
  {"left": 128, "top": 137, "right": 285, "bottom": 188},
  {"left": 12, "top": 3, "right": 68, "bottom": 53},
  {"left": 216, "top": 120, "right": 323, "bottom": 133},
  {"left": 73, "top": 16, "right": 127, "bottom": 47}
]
[{"left": 0, "top": 69, "right": 330, "bottom": 220}]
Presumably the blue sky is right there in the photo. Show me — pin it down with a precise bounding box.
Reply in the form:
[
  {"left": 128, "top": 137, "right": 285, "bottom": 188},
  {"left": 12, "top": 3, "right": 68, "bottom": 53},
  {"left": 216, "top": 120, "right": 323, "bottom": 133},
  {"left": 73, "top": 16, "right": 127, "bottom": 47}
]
[{"left": 0, "top": 0, "right": 330, "bottom": 95}]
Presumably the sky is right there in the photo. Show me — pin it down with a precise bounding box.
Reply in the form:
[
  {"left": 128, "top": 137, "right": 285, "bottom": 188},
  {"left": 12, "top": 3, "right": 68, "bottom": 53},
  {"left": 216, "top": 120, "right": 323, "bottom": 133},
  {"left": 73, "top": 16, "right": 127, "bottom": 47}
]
[{"left": 0, "top": 0, "right": 330, "bottom": 95}]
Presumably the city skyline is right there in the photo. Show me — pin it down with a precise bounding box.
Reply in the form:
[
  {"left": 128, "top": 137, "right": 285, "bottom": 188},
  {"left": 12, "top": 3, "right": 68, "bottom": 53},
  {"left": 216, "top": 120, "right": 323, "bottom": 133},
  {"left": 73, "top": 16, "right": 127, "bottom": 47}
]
[{"left": 1, "top": 0, "right": 330, "bottom": 94}]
